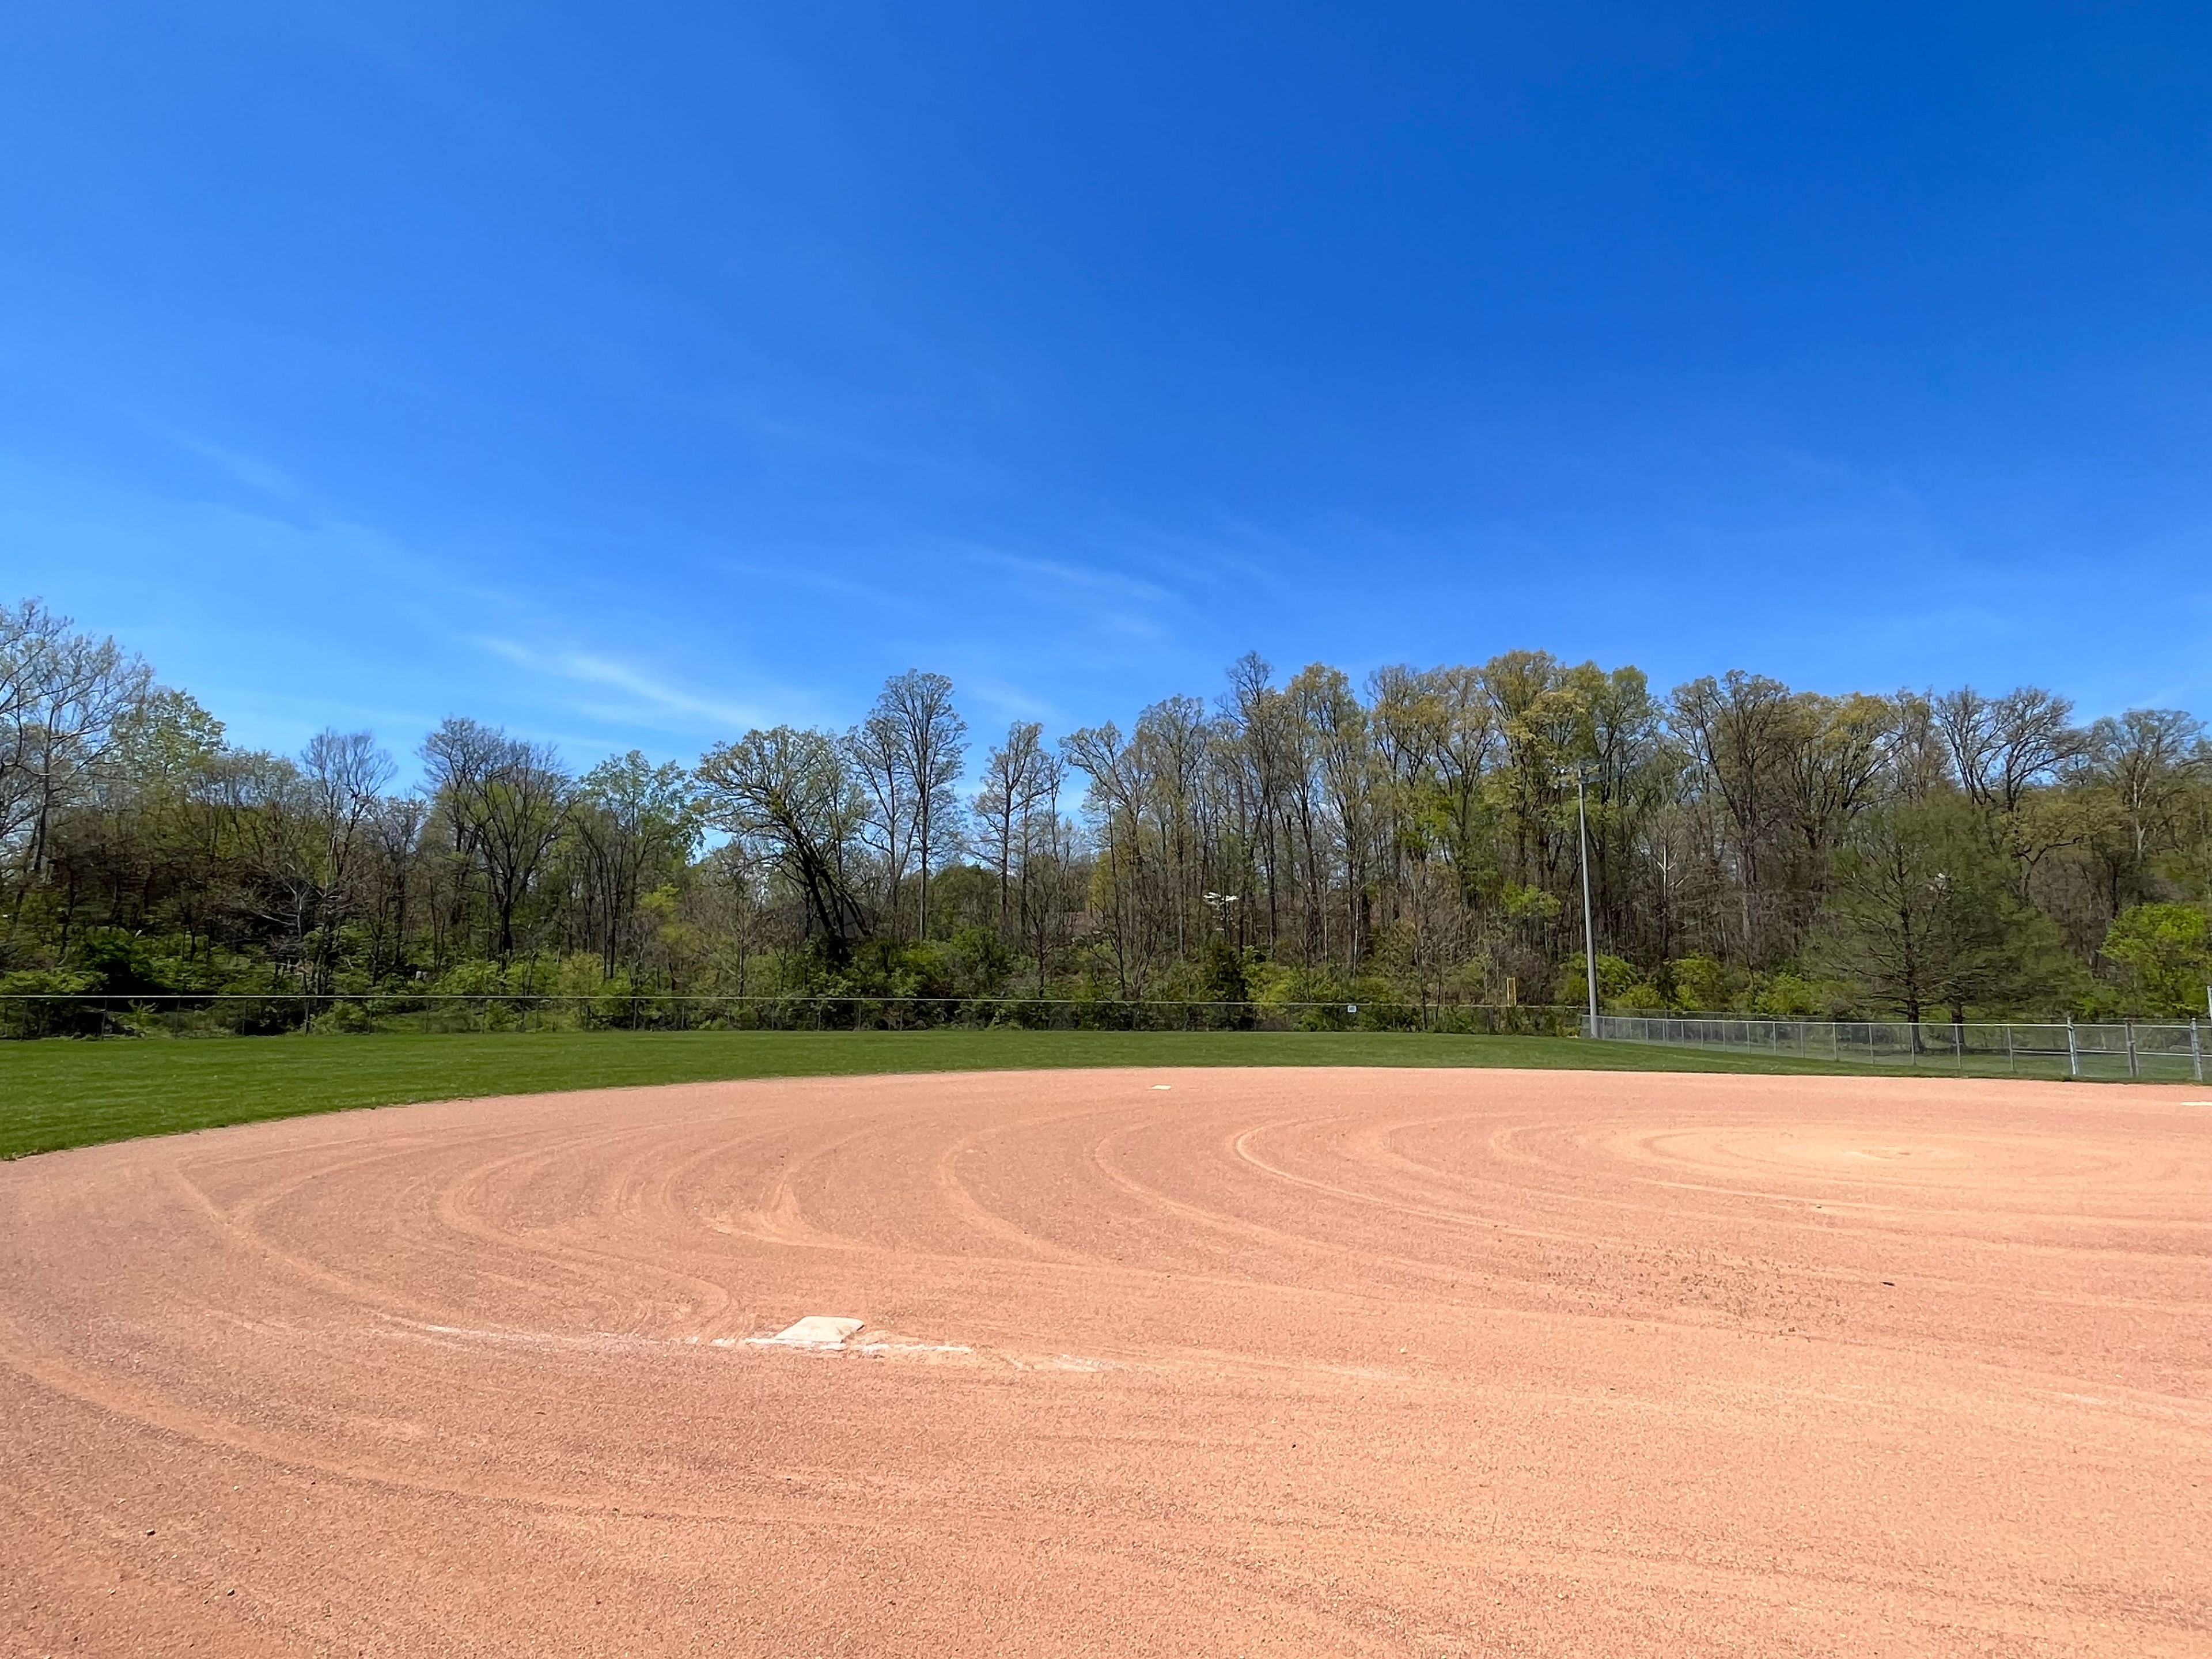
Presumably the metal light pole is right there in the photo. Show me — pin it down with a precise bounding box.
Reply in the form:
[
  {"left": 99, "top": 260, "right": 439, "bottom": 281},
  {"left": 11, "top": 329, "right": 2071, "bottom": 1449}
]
[
  {"left": 1573, "top": 768, "right": 1598, "bottom": 1027},
  {"left": 1202, "top": 892, "right": 1243, "bottom": 1028}
]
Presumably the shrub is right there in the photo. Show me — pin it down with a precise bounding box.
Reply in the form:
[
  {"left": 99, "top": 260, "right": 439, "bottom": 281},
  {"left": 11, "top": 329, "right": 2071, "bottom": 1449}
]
[
  {"left": 1557, "top": 952, "right": 1642, "bottom": 1007},
  {"left": 310, "top": 1000, "right": 376, "bottom": 1035},
  {"left": 72, "top": 929, "right": 173, "bottom": 997},
  {"left": 1668, "top": 955, "right": 1732, "bottom": 1013},
  {"left": 1752, "top": 972, "right": 1824, "bottom": 1018},
  {"left": 0, "top": 969, "right": 101, "bottom": 1038}
]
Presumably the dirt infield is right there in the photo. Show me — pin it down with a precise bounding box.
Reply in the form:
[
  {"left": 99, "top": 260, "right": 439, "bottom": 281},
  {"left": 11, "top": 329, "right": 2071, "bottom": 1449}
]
[{"left": 2, "top": 1068, "right": 2206, "bottom": 1656}]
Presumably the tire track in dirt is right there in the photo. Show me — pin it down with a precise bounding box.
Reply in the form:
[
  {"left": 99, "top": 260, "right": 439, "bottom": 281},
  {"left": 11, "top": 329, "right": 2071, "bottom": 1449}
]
[{"left": 2, "top": 1065, "right": 2207, "bottom": 1656}]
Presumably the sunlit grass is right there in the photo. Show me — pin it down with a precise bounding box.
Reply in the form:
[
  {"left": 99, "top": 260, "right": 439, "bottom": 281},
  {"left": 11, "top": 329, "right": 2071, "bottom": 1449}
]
[{"left": 1, "top": 1027, "right": 1904, "bottom": 1160}]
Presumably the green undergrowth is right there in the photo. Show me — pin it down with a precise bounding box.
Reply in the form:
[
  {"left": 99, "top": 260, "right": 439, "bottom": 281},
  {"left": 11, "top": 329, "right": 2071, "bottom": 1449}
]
[{"left": 0, "top": 1028, "right": 2005, "bottom": 1161}]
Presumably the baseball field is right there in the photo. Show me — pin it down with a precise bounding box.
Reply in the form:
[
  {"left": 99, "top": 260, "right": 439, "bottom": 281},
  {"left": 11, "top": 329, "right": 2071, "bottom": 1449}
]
[{"left": 1, "top": 1051, "right": 2205, "bottom": 1654}]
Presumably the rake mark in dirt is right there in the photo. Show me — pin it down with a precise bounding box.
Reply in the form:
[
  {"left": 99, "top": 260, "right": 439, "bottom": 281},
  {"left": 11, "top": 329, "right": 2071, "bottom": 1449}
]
[{"left": 1, "top": 1067, "right": 2206, "bottom": 1656}]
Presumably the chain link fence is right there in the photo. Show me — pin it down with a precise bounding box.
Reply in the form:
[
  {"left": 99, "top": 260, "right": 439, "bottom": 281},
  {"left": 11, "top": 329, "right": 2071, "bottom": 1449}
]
[
  {"left": 1585, "top": 1011, "right": 2211, "bottom": 1082},
  {"left": 0, "top": 991, "right": 1581, "bottom": 1041},
  {"left": 17, "top": 993, "right": 2201, "bottom": 1078}
]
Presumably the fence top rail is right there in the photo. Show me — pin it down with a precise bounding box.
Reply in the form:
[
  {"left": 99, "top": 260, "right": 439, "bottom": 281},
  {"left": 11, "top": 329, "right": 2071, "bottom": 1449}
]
[{"left": 1598, "top": 1009, "right": 2195, "bottom": 1031}]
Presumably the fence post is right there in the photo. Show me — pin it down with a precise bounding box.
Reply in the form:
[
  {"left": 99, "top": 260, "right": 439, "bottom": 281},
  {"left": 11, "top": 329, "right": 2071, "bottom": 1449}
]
[
  {"left": 2194, "top": 1018, "right": 2204, "bottom": 1084},
  {"left": 1953, "top": 1021, "right": 1963, "bottom": 1073},
  {"left": 2066, "top": 1016, "right": 2080, "bottom": 1078},
  {"left": 2006, "top": 1023, "right": 2016, "bottom": 1074},
  {"left": 2125, "top": 1020, "right": 2139, "bottom": 1080}
]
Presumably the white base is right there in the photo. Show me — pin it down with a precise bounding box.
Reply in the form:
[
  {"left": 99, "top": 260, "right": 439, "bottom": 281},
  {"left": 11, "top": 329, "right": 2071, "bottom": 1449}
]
[{"left": 748, "top": 1315, "right": 865, "bottom": 1350}]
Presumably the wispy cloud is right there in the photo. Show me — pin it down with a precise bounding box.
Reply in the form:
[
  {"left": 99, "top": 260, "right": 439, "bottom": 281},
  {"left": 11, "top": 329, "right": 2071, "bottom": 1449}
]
[
  {"left": 957, "top": 544, "right": 1171, "bottom": 605},
  {"left": 476, "top": 637, "right": 780, "bottom": 733},
  {"left": 937, "top": 541, "right": 1180, "bottom": 643},
  {"left": 716, "top": 404, "right": 1002, "bottom": 493},
  {"left": 957, "top": 672, "right": 1060, "bottom": 724},
  {"left": 718, "top": 559, "right": 901, "bottom": 607},
  {"left": 158, "top": 427, "right": 304, "bottom": 499}
]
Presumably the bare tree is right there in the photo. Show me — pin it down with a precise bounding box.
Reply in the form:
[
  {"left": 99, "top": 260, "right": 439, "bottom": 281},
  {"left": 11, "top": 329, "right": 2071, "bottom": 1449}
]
[
  {"left": 865, "top": 671, "right": 967, "bottom": 941},
  {"left": 294, "top": 730, "right": 395, "bottom": 987},
  {"left": 1018, "top": 747, "right": 1068, "bottom": 988},
  {"left": 421, "top": 718, "right": 573, "bottom": 961},
  {"left": 1936, "top": 687, "right": 2086, "bottom": 814},
  {"left": 1062, "top": 722, "right": 1144, "bottom": 996},
  {"left": 974, "top": 721, "right": 1046, "bottom": 941},
  {"left": 847, "top": 707, "right": 912, "bottom": 937},
  {"left": 1883, "top": 691, "right": 1952, "bottom": 803},
  {"left": 364, "top": 793, "right": 428, "bottom": 982},
  {"left": 1134, "top": 695, "right": 1209, "bottom": 961},
  {"left": 1, "top": 600, "right": 152, "bottom": 931},
  {"left": 2087, "top": 709, "right": 2207, "bottom": 872},
  {"left": 695, "top": 726, "right": 870, "bottom": 959},
  {"left": 1671, "top": 671, "right": 1800, "bottom": 964}
]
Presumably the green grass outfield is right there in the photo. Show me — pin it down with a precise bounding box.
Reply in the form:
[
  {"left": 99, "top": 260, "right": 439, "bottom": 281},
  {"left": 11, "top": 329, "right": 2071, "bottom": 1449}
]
[{"left": 0, "top": 1027, "right": 1985, "bottom": 1161}]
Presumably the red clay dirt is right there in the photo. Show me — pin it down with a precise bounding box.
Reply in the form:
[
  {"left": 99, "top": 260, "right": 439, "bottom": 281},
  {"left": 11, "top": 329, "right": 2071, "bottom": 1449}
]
[{"left": 1, "top": 1066, "right": 2207, "bottom": 1657}]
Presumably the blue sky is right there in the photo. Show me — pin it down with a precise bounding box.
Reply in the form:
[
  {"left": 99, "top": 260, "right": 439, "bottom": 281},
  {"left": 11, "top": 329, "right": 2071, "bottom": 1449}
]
[{"left": 3, "top": 2, "right": 2209, "bottom": 772}]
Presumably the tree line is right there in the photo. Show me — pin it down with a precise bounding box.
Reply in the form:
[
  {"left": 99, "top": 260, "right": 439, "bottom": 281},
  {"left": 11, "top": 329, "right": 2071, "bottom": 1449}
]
[{"left": 6, "top": 594, "right": 2212, "bottom": 1026}]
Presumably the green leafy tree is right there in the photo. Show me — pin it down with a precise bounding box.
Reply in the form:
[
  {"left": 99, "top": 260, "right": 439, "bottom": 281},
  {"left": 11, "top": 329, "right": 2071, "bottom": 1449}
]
[
  {"left": 1814, "top": 794, "right": 2055, "bottom": 1021},
  {"left": 569, "top": 753, "right": 699, "bottom": 979},
  {"left": 2101, "top": 904, "right": 2212, "bottom": 1018},
  {"left": 18, "top": 581, "right": 2212, "bottom": 1026}
]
